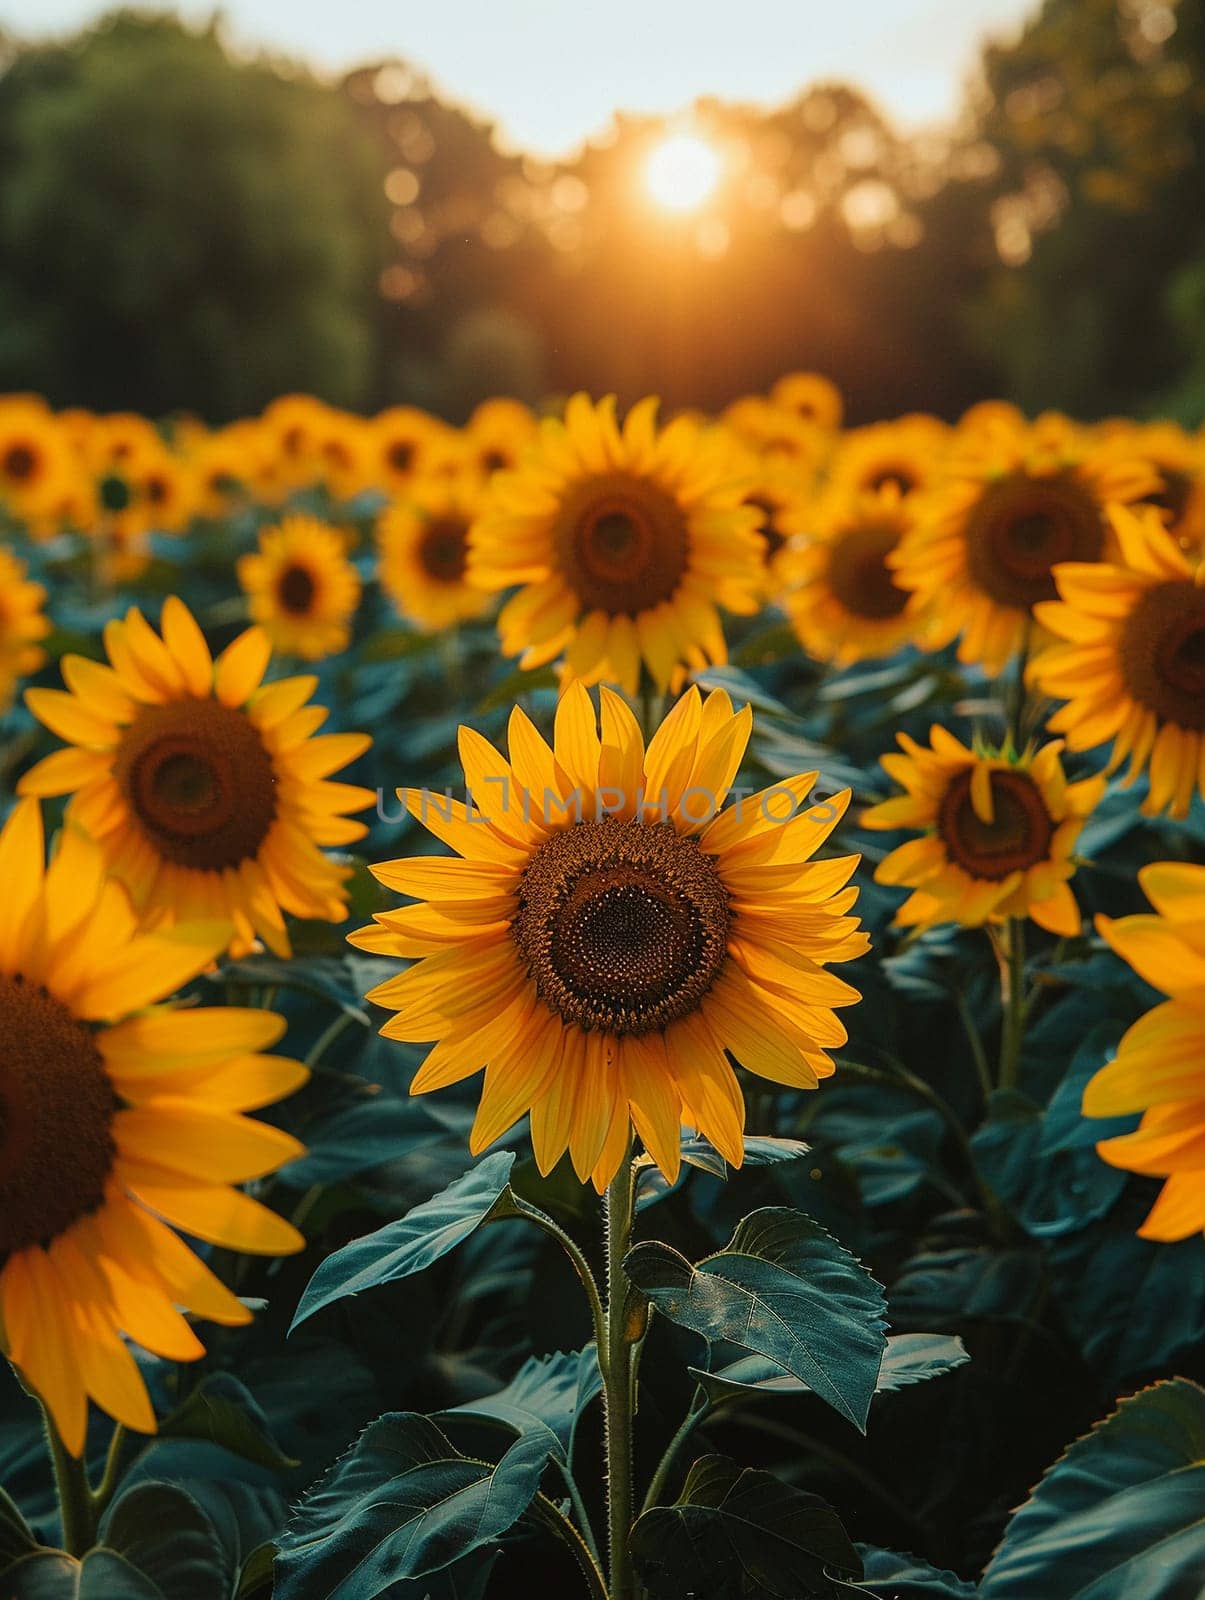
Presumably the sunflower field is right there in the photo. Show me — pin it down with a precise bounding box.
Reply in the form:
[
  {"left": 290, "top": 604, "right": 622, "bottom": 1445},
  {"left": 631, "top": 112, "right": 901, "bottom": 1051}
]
[{"left": 0, "top": 380, "right": 1203, "bottom": 1600}]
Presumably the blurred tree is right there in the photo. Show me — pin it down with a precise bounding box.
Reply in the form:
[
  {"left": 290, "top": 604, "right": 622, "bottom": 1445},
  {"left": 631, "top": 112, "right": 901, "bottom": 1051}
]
[
  {"left": 0, "top": 11, "right": 390, "bottom": 419},
  {"left": 965, "top": 0, "right": 1205, "bottom": 421}
]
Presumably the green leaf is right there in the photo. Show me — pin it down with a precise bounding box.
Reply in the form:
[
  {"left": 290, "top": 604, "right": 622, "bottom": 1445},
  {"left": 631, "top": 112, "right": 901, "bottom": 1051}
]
[
  {"left": 626, "top": 1207, "right": 887, "bottom": 1430},
  {"left": 980, "top": 1378, "right": 1205, "bottom": 1599},
  {"left": 636, "top": 1133, "right": 812, "bottom": 1208},
  {"left": 856, "top": 1545, "right": 979, "bottom": 1596},
  {"left": 4, "top": 1549, "right": 164, "bottom": 1598},
  {"left": 274, "top": 1412, "right": 549, "bottom": 1599},
  {"left": 0, "top": 1484, "right": 37, "bottom": 1566},
  {"left": 445, "top": 1345, "right": 602, "bottom": 1464},
  {"left": 693, "top": 1332, "right": 968, "bottom": 1405},
  {"left": 158, "top": 1374, "right": 298, "bottom": 1473},
  {"left": 290, "top": 1151, "right": 516, "bottom": 1331},
  {"left": 234, "top": 1542, "right": 276, "bottom": 1599},
  {"left": 630, "top": 1455, "right": 862, "bottom": 1599},
  {"left": 100, "top": 1482, "right": 232, "bottom": 1600}
]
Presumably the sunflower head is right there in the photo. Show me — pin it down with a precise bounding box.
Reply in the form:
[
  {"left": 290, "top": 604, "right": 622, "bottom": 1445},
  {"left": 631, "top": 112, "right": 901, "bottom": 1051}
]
[
  {"left": 1082, "top": 861, "right": 1205, "bottom": 1241},
  {"left": 354, "top": 683, "right": 868, "bottom": 1191},
  {"left": 19, "top": 597, "right": 375, "bottom": 956},
  {"left": 863, "top": 727, "right": 1104, "bottom": 934},
  {"left": 0, "top": 547, "right": 50, "bottom": 712},
  {"left": 378, "top": 477, "right": 492, "bottom": 632},
  {"left": 769, "top": 371, "right": 844, "bottom": 432},
  {"left": 238, "top": 515, "right": 362, "bottom": 661},
  {"left": 1031, "top": 504, "right": 1205, "bottom": 818},
  {"left": 0, "top": 397, "right": 77, "bottom": 524},
  {"left": 822, "top": 415, "right": 949, "bottom": 505},
  {"left": 893, "top": 414, "right": 1160, "bottom": 673},
  {"left": 470, "top": 394, "right": 764, "bottom": 696},
  {"left": 373, "top": 405, "right": 458, "bottom": 493},
  {"left": 464, "top": 397, "right": 539, "bottom": 481},
  {"left": 0, "top": 798, "right": 307, "bottom": 1454},
  {"left": 782, "top": 485, "right": 930, "bottom": 665}
]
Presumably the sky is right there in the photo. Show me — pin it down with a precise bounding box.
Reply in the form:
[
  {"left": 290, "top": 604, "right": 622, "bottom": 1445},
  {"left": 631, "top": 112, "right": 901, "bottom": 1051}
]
[{"left": 2, "top": 0, "right": 1037, "bottom": 157}]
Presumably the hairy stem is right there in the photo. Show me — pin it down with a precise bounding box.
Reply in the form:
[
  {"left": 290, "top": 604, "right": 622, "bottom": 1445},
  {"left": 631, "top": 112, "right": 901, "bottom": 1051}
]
[{"left": 602, "top": 1151, "right": 638, "bottom": 1600}]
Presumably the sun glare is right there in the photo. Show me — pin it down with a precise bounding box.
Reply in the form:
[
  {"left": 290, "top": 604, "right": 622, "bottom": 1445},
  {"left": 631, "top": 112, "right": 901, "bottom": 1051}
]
[{"left": 645, "top": 134, "right": 721, "bottom": 212}]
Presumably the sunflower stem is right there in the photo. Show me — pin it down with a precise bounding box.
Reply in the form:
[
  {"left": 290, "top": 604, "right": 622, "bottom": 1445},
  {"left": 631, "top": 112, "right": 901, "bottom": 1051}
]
[
  {"left": 998, "top": 917, "right": 1026, "bottom": 1092},
  {"left": 92, "top": 1423, "right": 130, "bottom": 1519},
  {"left": 38, "top": 1400, "right": 97, "bottom": 1556},
  {"left": 602, "top": 1149, "right": 639, "bottom": 1600}
]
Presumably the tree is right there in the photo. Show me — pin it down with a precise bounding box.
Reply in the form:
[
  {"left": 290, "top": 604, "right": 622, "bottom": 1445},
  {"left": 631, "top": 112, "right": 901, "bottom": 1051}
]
[{"left": 0, "top": 11, "right": 390, "bottom": 420}]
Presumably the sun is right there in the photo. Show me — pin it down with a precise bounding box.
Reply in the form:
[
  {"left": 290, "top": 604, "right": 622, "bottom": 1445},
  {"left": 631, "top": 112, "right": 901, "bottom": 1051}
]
[{"left": 645, "top": 134, "right": 721, "bottom": 213}]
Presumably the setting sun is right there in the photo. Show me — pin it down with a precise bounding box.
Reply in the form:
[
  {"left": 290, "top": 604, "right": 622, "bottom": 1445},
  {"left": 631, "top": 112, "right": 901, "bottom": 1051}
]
[{"left": 645, "top": 133, "right": 721, "bottom": 212}]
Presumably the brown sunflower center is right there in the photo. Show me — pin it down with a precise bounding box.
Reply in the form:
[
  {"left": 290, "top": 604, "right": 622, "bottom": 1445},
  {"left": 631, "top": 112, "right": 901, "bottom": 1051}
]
[
  {"left": 1143, "top": 468, "right": 1193, "bottom": 528},
  {"left": 3, "top": 443, "right": 36, "bottom": 482},
  {"left": 278, "top": 562, "right": 317, "bottom": 615},
  {"left": 555, "top": 472, "right": 689, "bottom": 615},
  {"left": 747, "top": 495, "right": 787, "bottom": 561},
  {"left": 1117, "top": 579, "right": 1205, "bottom": 731},
  {"left": 480, "top": 448, "right": 510, "bottom": 474},
  {"left": 827, "top": 523, "right": 908, "bottom": 620},
  {"left": 513, "top": 818, "right": 730, "bottom": 1035},
  {"left": 387, "top": 440, "right": 415, "bottom": 473},
  {"left": 0, "top": 975, "right": 117, "bottom": 1256},
  {"left": 419, "top": 516, "right": 469, "bottom": 584},
  {"left": 115, "top": 698, "right": 278, "bottom": 870},
  {"left": 145, "top": 474, "right": 169, "bottom": 506},
  {"left": 965, "top": 471, "right": 1104, "bottom": 612},
  {"left": 864, "top": 465, "right": 917, "bottom": 495},
  {"left": 938, "top": 767, "right": 1054, "bottom": 881},
  {"left": 100, "top": 473, "right": 132, "bottom": 513}
]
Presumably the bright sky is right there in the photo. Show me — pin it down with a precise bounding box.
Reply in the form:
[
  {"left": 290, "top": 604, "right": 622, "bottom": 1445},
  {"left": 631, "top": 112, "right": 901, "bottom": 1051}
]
[{"left": 3, "top": 0, "right": 1036, "bottom": 157}]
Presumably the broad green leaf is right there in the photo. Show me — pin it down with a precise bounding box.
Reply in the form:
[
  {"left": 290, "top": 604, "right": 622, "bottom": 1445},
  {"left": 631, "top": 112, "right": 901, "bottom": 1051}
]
[
  {"left": 158, "top": 1374, "right": 297, "bottom": 1473},
  {"left": 100, "top": 1481, "right": 232, "bottom": 1600},
  {"left": 631, "top": 1454, "right": 862, "bottom": 1599},
  {"left": 290, "top": 1151, "right": 516, "bottom": 1330},
  {"left": 274, "top": 1412, "right": 548, "bottom": 1600},
  {"left": 5, "top": 1549, "right": 164, "bottom": 1598},
  {"left": 981, "top": 1378, "right": 1205, "bottom": 1600},
  {"left": 855, "top": 1545, "right": 979, "bottom": 1596},
  {"left": 626, "top": 1207, "right": 887, "bottom": 1430},
  {"left": 446, "top": 1345, "right": 602, "bottom": 1464},
  {"left": 693, "top": 1332, "right": 968, "bottom": 1404}
]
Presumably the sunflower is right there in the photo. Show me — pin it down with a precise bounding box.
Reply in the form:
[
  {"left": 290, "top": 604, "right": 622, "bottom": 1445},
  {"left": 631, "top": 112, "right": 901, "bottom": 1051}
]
[
  {"left": 464, "top": 396, "right": 539, "bottom": 481},
  {"left": 720, "top": 395, "right": 831, "bottom": 476},
  {"left": 238, "top": 516, "right": 362, "bottom": 661},
  {"left": 0, "top": 548, "right": 50, "bottom": 712},
  {"left": 18, "top": 598, "right": 375, "bottom": 956},
  {"left": 1083, "top": 861, "right": 1205, "bottom": 1240},
  {"left": 863, "top": 728, "right": 1105, "bottom": 934},
  {"left": 780, "top": 484, "right": 930, "bottom": 665},
  {"left": 737, "top": 461, "right": 813, "bottom": 596},
  {"left": 353, "top": 684, "right": 868, "bottom": 1191},
  {"left": 892, "top": 412, "right": 1157, "bottom": 674},
  {"left": 768, "top": 372, "right": 844, "bottom": 432},
  {"left": 261, "top": 394, "right": 332, "bottom": 491},
  {"left": 821, "top": 415, "right": 949, "bottom": 504},
  {"left": 312, "top": 409, "right": 375, "bottom": 502},
  {"left": 1122, "top": 421, "right": 1205, "bottom": 557},
  {"left": 0, "top": 396, "right": 77, "bottom": 525},
  {"left": 377, "top": 478, "right": 492, "bottom": 632},
  {"left": 1030, "top": 504, "right": 1205, "bottom": 818},
  {"left": 470, "top": 394, "right": 764, "bottom": 697},
  {"left": 372, "top": 405, "right": 457, "bottom": 495},
  {"left": 0, "top": 798, "right": 306, "bottom": 1454}
]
